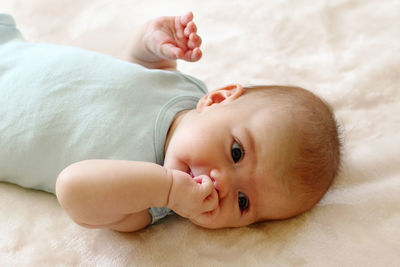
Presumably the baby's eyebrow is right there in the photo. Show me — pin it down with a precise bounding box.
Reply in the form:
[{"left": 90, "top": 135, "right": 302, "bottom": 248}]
[{"left": 243, "top": 127, "right": 256, "bottom": 165}]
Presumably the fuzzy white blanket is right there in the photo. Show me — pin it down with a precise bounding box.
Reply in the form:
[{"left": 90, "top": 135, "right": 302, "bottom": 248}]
[{"left": 1, "top": 0, "right": 399, "bottom": 266}]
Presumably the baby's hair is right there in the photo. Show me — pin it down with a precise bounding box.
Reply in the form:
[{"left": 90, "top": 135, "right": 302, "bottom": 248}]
[{"left": 244, "top": 85, "right": 341, "bottom": 212}]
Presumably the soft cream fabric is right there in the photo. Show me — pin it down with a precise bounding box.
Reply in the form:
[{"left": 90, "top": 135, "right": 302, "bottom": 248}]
[{"left": 1, "top": 0, "right": 399, "bottom": 266}]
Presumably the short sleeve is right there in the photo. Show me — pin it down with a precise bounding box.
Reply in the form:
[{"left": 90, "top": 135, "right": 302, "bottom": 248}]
[
  {"left": 148, "top": 207, "right": 174, "bottom": 224},
  {"left": 0, "top": 14, "right": 24, "bottom": 44}
]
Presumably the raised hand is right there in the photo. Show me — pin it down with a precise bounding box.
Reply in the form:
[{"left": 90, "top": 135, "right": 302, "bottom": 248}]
[{"left": 143, "top": 11, "right": 202, "bottom": 62}]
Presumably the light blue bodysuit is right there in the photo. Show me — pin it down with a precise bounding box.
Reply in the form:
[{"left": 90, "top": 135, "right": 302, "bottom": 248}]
[{"left": 0, "top": 14, "right": 207, "bottom": 224}]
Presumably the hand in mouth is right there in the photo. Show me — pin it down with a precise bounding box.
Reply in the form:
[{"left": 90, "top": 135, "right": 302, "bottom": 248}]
[
  {"left": 188, "top": 169, "right": 195, "bottom": 178},
  {"left": 187, "top": 168, "right": 216, "bottom": 188}
]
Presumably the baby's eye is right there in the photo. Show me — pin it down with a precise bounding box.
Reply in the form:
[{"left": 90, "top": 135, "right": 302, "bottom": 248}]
[
  {"left": 238, "top": 192, "right": 249, "bottom": 211},
  {"left": 231, "top": 140, "right": 244, "bottom": 163}
]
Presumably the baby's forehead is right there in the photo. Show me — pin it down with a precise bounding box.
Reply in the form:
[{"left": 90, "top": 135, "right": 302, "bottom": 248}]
[
  {"left": 238, "top": 90, "right": 291, "bottom": 111},
  {"left": 239, "top": 91, "right": 313, "bottom": 129},
  {"left": 246, "top": 108, "right": 299, "bottom": 168}
]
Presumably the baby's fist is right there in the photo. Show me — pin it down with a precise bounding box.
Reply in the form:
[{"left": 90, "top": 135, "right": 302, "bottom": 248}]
[{"left": 166, "top": 170, "right": 218, "bottom": 219}]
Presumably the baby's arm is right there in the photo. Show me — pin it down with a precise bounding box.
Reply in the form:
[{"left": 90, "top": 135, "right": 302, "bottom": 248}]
[
  {"left": 130, "top": 12, "right": 202, "bottom": 70},
  {"left": 56, "top": 160, "right": 217, "bottom": 232}
]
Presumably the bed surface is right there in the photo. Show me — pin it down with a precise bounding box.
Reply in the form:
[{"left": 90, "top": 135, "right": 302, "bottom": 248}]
[{"left": 1, "top": 0, "right": 399, "bottom": 265}]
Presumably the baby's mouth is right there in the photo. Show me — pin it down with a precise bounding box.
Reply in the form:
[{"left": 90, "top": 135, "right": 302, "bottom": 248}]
[{"left": 187, "top": 168, "right": 195, "bottom": 178}]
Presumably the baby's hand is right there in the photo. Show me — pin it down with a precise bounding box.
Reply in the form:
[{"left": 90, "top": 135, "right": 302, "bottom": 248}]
[
  {"left": 144, "top": 12, "right": 202, "bottom": 62},
  {"left": 167, "top": 170, "right": 218, "bottom": 219}
]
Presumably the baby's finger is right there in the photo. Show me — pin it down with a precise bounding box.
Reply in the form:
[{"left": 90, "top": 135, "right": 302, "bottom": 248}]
[
  {"left": 183, "top": 48, "right": 202, "bottom": 62},
  {"left": 184, "top": 21, "right": 197, "bottom": 37},
  {"left": 198, "top": 175, "right": 218, "bottom": 213},
  {"left": 180, "top": 11, "right": 193, "bottom": 26},
  {"left": 160, "top": 43, "right": 183, "bottom": 59},
  {"left": 192, "top": 48, "right": 202, "bottom": 61},
  {"left": 174, "top": 16, "right": 185, "bottom": 40},
  {"left": 188, "top": 33, "right": 201, "bottom": 49},
  {"left": 203, "top": 188, "right": 218, "bottom": 212},
  {"left": 193, "top": 176, "right": 203, "bottom": 184},
  {"left": 192, "top": 174, "right": 209, "bottom": 184},
  {"left": 199, "top": 175, "right": 216, "bottom": 196}
]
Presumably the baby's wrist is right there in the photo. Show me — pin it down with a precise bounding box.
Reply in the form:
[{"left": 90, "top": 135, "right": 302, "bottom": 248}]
[
  {"left": 164, "top": 168, "right": 175, "bottom": 209},
  {"left": 141, "top": 165, "right": 175, "bottom": 208},
  {"left": 164, "top": 169, "right": 194, "bottom": 218}
]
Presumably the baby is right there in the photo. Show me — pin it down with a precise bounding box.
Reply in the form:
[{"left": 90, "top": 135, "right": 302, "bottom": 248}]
[{"left": 0, "top": 12, "right": 340, "bottom": 232}]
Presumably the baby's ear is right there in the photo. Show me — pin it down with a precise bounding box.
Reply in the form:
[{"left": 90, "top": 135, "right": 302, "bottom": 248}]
[{"left": 197, "top": 84, "right": 243, "bottom": 111}]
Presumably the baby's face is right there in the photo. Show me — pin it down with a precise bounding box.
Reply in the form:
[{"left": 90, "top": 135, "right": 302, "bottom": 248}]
[{"left": 164, "top": 86, "right": 302, "bottom": 229}]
